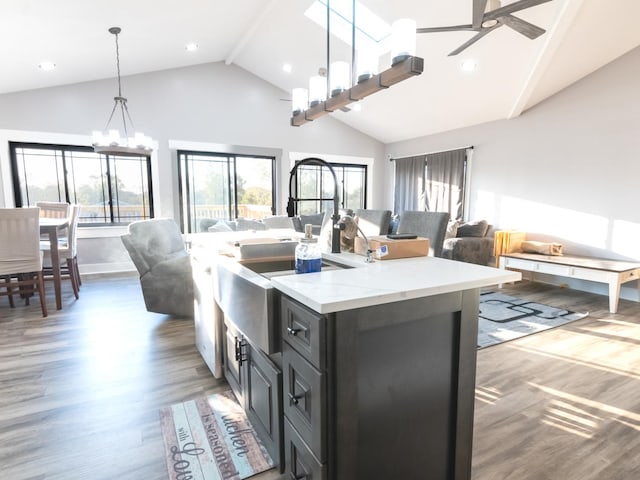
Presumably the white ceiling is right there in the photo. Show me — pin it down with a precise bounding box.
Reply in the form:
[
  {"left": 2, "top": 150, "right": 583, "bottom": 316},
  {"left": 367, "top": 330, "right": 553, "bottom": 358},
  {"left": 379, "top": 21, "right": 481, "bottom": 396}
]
[{"left": 2, "top": 0, "right": 639, "bottom": 144}]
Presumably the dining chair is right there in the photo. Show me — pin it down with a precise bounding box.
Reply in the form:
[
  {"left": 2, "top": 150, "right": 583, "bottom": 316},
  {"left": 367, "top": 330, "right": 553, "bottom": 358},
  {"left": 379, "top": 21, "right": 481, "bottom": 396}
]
[
  {"left": 36, "top": 201, "right": 71, "bottom": 240},
  {"left": 0, "top": 207, "right": 47, "bottom": 317},
  {"left": 36, "top": 201, "right": 70, "bottom": 219},
  {"left": 41, "top": 204, "right": 81, "bottom": 299}
]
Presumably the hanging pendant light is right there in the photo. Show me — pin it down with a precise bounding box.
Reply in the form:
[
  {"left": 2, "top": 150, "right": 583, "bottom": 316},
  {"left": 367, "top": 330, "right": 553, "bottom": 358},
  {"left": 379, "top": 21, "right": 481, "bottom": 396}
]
[
  {"left": 290, "top": 0, "right": 423, "bottom": 127},
  {"left": 92, "top": 27, "right": 153, "bottom": 156}
]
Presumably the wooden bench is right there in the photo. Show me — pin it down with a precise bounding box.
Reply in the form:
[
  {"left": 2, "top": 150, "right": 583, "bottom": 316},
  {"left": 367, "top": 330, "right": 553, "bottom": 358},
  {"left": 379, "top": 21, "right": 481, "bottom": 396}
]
[{"left": 499, "top": 252, "right": 640, "bottom": 313}]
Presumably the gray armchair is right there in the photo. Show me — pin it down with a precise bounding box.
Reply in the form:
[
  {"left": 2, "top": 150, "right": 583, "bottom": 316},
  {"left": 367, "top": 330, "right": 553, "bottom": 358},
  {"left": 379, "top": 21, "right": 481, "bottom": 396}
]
[
  {"left": 121, "top": 218, "right": 194, "bottom": 318},
  {"left": 442, "top": 220, "right": 495, "bottom": 266},
  {"left": 396, "top": 211, "right": 450, "bottom": 257}
]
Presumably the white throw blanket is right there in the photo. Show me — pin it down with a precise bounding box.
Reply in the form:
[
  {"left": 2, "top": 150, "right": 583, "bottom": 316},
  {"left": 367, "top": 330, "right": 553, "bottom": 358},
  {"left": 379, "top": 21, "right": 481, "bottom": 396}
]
[{"left": 521, "top": 240, "right": 563, "bottom": 256}]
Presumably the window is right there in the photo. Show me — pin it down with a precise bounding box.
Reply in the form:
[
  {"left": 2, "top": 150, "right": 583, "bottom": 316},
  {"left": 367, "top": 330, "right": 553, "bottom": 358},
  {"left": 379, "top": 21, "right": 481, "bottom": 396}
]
[
  {"left": 293, "top": 162, "right": 367, "bottom": 215},
  {"left": 305, "top": 0, "right": 391, "bottom": 56},
  {"left": 178, "top": 150, "right": 276, "bottom": 233},
  {"left": 10, "top": 142, "right": 153, "bottom": 225}
]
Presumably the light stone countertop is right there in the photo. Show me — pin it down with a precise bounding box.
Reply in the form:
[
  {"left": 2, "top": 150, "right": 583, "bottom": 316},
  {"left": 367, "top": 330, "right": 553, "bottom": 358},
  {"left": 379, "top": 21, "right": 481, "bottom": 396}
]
[
  {"left": 190, "top": 231, "right": 521, "bottom": 314},
  {"left": 271, "top": 252, "right": 522, "bottom": 314}
]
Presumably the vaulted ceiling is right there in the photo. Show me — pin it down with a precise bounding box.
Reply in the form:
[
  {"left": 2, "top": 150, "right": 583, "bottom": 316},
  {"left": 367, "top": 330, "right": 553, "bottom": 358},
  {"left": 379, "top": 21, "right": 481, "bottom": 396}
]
[{"left": 2, "top": 0, "right": 639, "bottom": 143}]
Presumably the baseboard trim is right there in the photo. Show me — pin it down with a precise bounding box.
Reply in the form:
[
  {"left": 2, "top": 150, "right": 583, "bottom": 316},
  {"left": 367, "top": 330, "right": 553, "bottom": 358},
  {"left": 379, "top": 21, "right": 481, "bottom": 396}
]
[{"left": 79, "top": 262, "right": 136, "bottom": 276}]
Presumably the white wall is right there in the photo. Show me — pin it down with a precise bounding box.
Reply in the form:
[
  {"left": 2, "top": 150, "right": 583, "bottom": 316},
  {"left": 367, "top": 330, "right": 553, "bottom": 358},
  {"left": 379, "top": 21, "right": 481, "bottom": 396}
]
[
  {"left": 387, "top": 46, "right": 640, "bottom": 301},
  {"left": 0, "top": 61, "right": 385, "bottom": 273}
]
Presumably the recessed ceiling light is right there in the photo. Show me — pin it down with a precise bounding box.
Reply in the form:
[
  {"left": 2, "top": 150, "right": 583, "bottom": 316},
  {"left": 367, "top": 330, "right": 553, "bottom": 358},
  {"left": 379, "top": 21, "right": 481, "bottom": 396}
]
[
  {"left": 460, "top": 59, "right": 477, "bottom": 72},
  {"left": 351, "top": 103, "right": 362, "bottom": 112},
  {"left": 185, "top": 43, "right": 199, "bottom": 52},
  {"left": 282, "top": 63, "right": 292, "bottom": 73},
  {"left": 38, "top": 61, "right": 56, "bottom": 71}
]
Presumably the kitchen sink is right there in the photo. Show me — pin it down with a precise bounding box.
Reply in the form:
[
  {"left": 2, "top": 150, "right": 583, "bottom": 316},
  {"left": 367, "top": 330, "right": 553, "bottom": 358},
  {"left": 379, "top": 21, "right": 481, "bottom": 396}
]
[{"left": 214, "top": 254, "right": 350, "bottom": 354}]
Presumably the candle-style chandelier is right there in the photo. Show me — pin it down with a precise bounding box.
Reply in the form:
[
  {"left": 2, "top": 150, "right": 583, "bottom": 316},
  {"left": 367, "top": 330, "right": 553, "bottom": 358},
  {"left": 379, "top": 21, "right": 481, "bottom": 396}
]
[
  {"left": 92, "top": 27, "right": 153, "bottom": 156},
  {"left": 290, "top": 1, "right": 424, "bottom": 127}
]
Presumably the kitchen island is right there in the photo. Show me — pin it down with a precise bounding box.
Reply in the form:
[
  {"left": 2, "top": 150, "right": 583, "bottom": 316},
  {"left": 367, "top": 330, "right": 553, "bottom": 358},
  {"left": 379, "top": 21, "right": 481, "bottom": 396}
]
[{"left": 190, "top": 234, "right": 520, "bottom": 480}]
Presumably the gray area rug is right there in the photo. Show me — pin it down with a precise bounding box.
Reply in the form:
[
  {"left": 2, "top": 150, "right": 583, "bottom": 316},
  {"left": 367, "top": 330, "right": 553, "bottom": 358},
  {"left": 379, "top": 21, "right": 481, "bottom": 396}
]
[{"left": 478, "top": 291, "right": 588, "bottom": 348}]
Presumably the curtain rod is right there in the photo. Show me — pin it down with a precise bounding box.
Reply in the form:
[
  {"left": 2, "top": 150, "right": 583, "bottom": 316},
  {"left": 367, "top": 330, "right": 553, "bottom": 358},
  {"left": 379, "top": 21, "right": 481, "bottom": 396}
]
[{"left": 389, "top": 145, "right": 474, "bottom": 161}]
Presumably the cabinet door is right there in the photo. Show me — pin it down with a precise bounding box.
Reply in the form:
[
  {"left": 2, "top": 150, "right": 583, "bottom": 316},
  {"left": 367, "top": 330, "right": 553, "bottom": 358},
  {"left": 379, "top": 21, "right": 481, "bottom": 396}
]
[
  {"left": 192, "top": 261, "right": 223, "bottom": 378},
  {"left": 223, "top": 321, "right": 244, "bottom": 405},
  {"left": 245, "top": 343, "right": 283, "bottom": 469}
]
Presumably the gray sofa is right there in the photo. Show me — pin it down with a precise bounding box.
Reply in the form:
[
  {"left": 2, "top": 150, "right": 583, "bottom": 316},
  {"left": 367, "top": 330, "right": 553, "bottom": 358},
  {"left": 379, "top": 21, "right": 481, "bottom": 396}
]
[
  {"left": 121, "top": 218, "right": 194, "bottom": 318},
  {"left": 442, "top": 220, "right": 495, "bottom": 266}
]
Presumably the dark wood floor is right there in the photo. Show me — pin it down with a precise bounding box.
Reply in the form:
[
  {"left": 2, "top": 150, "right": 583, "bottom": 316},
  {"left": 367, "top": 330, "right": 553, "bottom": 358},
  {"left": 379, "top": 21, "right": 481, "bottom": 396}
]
[{"left": 1, "top": 274, "right": 638, "bottom": 479}]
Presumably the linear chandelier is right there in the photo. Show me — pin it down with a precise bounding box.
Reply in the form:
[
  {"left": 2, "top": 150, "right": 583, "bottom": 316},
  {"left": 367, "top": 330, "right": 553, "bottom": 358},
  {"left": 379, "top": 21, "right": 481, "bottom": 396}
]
[
  {"left": 290, "top": 3, "right": 424, "bottom": 127},
  {"left": 92, "top": 27, "right": 153, "bottom": 156}
]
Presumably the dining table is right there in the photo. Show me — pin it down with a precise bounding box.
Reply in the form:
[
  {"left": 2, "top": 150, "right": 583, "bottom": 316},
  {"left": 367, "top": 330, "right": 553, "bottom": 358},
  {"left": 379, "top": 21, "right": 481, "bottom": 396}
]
[{"left": 40, "top": 217, "right": 69, "bottom": 310}]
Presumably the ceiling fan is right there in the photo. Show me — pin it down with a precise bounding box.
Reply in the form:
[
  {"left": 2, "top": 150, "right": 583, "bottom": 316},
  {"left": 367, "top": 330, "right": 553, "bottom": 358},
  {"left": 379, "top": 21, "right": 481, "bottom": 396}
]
[{"left": 417, "top": 0, "right": 553, "bottom": 56}]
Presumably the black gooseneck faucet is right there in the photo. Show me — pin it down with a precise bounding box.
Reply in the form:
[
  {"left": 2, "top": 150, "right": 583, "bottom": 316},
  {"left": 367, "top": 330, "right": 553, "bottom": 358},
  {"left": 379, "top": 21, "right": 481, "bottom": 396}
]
[{"left": 287, "top": 157, "right": 342, "bottom": 254}]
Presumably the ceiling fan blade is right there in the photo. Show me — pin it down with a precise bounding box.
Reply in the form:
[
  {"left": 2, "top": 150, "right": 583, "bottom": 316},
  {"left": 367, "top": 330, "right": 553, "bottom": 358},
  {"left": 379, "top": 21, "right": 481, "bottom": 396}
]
[
  {"left": 473, "top": 0, "right": 488, "bottom": 29},
  {"left": 485, "top": 0, "right": 552, "bottom": 21},
  {"left": 417, "top": 24, "right": 475, "bottom": 34},
  {"left": 448, "top": 24, "right": 502, "bottom": 56},
  {"left": 500, "top": 14, "right": 545, "bottom": 39}
]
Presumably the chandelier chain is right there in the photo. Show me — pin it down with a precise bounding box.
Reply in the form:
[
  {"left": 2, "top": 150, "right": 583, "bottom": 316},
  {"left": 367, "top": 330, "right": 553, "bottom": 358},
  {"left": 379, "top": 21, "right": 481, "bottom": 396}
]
[{"left": 114, "top": 30, "right": 123, "bottom": 98}]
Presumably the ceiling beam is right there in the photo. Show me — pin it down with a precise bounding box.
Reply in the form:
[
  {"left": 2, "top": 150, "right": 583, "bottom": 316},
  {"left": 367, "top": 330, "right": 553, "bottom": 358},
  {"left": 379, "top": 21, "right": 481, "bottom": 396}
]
[
  {"left": 225, "top": 0, "right": 279, "bottom": 65},
  {"left": 508, "top": 0, "right": 586, "bottom": 118}
]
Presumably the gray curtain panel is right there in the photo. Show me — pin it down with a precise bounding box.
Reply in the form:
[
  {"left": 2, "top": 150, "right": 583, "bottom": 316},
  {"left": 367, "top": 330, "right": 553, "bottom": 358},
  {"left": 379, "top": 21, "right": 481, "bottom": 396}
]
[
  {"left": 425, "top": 148, "right": 466, "bottom": 221},
  {"left": 393, "top": 155, "right": 426, "bottom": 215}
]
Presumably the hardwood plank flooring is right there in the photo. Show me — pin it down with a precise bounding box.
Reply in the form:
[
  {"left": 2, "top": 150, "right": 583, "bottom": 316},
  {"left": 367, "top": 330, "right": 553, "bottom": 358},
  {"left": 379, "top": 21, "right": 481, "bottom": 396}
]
[
  {"left": 1, "top": 274, "right": 639, "bottom": 479},
  {"left": 473, "top": 282, "right": 640, "bottom": 480}
]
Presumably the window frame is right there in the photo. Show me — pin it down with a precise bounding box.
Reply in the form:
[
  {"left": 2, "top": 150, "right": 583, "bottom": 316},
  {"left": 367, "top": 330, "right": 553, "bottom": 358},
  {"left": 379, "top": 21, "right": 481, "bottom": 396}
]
[
  {"left": 291, "top": 160, "right": 368, "bottom": 215},
  {"left": 177, "top": 149, "right": 277, "bottom": 234},
  {"left": 9, "top": 141, "right": 154, "bottom": 226}
]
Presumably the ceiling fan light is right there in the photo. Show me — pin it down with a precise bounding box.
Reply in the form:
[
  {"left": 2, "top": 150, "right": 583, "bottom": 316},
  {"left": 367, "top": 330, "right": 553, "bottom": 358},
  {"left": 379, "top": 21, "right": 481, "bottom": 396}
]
[
  {"left": 482, "top": 18, "right": 499, "bottom": 28},
  {"left": 390, "top": 18, "right": 417, "bottom": 65}
]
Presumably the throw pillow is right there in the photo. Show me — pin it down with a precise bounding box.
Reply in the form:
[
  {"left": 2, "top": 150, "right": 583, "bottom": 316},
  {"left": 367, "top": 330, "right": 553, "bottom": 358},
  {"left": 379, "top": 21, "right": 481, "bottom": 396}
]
[
  {"left": 457, "top": 220, "right": 489, "bottom": 238},
  {"left": 445, "top": 220, "right": 460, "bottom": 239},
  {"left": 208, "top": 221, "right": 233, "bottom": 233},
  {"left": 236, "top": 218, "right": 267, "bottom": 231}
]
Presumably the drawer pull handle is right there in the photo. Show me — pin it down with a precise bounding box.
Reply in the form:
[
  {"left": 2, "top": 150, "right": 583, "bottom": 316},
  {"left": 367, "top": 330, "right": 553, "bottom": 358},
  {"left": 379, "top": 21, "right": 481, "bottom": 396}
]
[
  {"left": 288, "top": 392, "right": 304, "bottom": 405},
  {"left": 287, "top": 326, "right": 306, "bottom": 336}
]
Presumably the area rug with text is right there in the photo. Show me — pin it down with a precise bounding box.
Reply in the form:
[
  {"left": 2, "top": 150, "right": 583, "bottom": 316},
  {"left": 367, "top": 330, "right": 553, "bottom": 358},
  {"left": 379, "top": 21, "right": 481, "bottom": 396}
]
[
  {"left": 478, "top": 291, "right": 588, "bottom": 348},
  {"left": 159, "top": 390, "right": 274, "bottom": 480}
]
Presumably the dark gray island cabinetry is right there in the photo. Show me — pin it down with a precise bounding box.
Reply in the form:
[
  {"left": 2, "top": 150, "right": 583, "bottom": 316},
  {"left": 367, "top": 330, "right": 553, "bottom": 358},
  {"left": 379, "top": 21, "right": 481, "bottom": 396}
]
[
  {"left": 190, "top": 234, "right": 520, "bottom": 480},
  {"left": 280, "top": 288, "right": 480, "bottom": 480}
]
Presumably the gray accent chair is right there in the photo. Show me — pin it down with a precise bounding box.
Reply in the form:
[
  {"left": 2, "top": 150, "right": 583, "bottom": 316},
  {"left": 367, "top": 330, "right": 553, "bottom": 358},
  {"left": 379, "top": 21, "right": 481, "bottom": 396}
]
[
  {"left": 396, "top": 211, "right": 451, "bottom": 257},
  {"left": 442, "top": 220, "right": 495, "bottom": 266},
  {"left": 354, "top": 209, "right": 392, "bottom": 237},
  {"left": 121, "top": 218, "right": 194, "bottom": 318}
]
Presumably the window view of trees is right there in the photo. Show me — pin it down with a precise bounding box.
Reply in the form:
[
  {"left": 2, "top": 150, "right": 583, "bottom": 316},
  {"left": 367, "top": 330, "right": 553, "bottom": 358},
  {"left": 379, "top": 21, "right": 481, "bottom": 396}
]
[
  {"left": 294, "top": 163, "right": 367, "bottom": 215},
  {"left": 178, "top": 151, "right": 275, "bottom": 233},
  {"left": 10, "top": 144, "right": 152, "bottom": 225}
]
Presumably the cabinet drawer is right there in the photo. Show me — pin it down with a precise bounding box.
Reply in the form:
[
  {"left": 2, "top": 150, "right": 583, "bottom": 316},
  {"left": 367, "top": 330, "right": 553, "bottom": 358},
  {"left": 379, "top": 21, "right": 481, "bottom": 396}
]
[
  {"left": 283, "top": 343, "right": 326, "bottom": 462},
  {"left": 535, "top": 262, "right": 572, "bottom": 276},
  {"left": 281, "top": 296, "right": 326, "bottom": 370},
  {"left": 285, "top": 418, "right": 326, "bottom": 480},
  {"left": 503, "top": 257, "right": 536, "bottom": 271}
]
